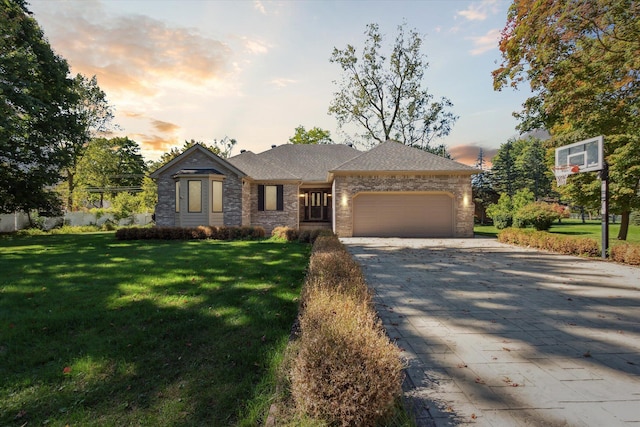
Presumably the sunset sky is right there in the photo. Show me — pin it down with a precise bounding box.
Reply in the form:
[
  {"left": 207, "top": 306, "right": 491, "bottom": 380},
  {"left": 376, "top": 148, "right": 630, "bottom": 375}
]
[{"left": 29, "top": 0, "right": 531, "bottom": 165}]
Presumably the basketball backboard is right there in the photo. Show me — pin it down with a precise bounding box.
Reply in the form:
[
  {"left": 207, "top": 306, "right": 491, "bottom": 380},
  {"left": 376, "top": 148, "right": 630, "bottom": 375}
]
[{"left": 555, "top": 136, "right": 603, "bottom": 173}]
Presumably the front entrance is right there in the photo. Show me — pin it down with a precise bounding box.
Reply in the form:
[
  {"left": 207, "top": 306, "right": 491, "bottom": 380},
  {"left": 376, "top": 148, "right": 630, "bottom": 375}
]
[{"left": 302, "top": 189, "right": 331, "bottom": 222}]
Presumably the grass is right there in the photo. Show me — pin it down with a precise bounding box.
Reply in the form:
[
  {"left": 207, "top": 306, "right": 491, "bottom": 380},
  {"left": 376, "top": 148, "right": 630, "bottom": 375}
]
[
  {"left": 0, "top": 232, "right": 310, "bottom": 426},
  {"left": 475, "top": 218, "right": 640, "bottom": 245}
]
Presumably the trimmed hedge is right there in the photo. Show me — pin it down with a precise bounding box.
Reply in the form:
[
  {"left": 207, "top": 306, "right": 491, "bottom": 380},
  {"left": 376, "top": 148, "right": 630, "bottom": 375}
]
[
  {"left": 271, "top": 226, "right": 334, "bottom": 244},
  {"left": 290, "top": 235, "right": 404, "bottom": 425},
  {"left": 114, "top": 225, "right": 265, "bottom": 241},
  {"left": 498, "top": 228, "right": 600, "bottom": 257},
  {"left": 610, "top": 243, "right": 640, "bottom": 265}
]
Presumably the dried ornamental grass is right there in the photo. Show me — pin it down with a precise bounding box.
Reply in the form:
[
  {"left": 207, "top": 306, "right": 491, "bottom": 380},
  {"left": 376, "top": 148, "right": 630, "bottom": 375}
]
[{"left": 291, "top": 290, "right": 403, "bottom": 426}]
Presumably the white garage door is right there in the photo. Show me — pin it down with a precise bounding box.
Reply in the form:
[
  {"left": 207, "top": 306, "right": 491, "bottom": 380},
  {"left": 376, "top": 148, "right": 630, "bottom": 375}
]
[{"left": 353, "top": 192, "right": 454, "bottom": 237}]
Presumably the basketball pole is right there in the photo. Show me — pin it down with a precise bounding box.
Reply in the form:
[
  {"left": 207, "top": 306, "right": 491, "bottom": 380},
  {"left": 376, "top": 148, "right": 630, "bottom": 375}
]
[{"left": 600, "top": 162, "right": 609, "bottom": 259}]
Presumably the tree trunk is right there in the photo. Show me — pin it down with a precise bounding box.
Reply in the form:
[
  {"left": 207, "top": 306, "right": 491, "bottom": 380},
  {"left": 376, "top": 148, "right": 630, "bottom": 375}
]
[
  {"left": 67, "top": 170, "right": 75, "bottom": 211},
  {"left": 617, "top": 211, "right": 630, "bottom": 240}
]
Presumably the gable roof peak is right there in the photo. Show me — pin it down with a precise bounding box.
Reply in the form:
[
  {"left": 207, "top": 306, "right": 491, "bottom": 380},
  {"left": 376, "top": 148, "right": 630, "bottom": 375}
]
[{"left": 149, "top": 143, "right": 245, "bottom": 179}]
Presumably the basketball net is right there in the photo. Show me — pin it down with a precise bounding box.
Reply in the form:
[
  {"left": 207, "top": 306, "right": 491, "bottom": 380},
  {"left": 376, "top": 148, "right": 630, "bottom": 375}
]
[{"left": 553, "top": 165, "right": 579, "bottom": 186}]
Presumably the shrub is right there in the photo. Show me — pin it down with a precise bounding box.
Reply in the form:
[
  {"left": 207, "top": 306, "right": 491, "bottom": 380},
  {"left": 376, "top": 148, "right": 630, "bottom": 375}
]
[
  {"left": 611, "top": 243, "right": 640, "bottom": 265},
  {"left": 299, "top": 228, "right": 334, "bottom": 244},
  {"left": 271, "top": 226, "right": 299, "bottom": 242},
  {"left": 486, "top": 194, "right": 513, "bottom": 229},
  {"left": 492, "top": 213, "right": 513, "bottom": 229},
  {"left": 114, "top": 226, "right": 267, "bottom": 241},
  {"left": 289, "top": 234, "right": 403, "bottom": 425},
  {"left": 291, "top": 290, "right": 404, "bottom": 426},
  {"left": 498, "top": 228, "right": 600, "bottom": 257},
  {"left": 514, "top": 202, "right": 562, "bottom": 231}
]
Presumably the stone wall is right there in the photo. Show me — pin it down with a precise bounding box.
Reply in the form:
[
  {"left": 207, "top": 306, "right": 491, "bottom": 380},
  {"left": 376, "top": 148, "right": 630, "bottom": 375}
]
[
  {"left": 248, "top": 183, "right": 299, "bottom": 234},
  {"left": 333, "top": 174, "right": 475, "bottom": 237}
]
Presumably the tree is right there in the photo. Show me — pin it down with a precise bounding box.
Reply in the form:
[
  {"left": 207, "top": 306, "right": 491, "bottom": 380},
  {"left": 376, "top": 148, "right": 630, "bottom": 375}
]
[
  {"left": 493, "top": 0, "right": 640, "bottom": 239},
  {"left": 472, "top": 148, "right": 498, "bottom": 224},
  {"left": 59, "top": 74, "right": 114, "bottom": 210},
  {"left": 491, "top": 137, "right": 552, "bottom": 199},
  {"left": 75, "top": 137, "right": 146, "bottom": 207},
  {"left": 289, "top": 125, "right": 332, "bottom": 144},
  {"left": 0, "top": 0, "right": 80, "bottom": 217},
  {"left": 514, "top": 138, "right": 551, "bottom": 200},
  {"left": 490, "top": 139, "right": 518, "bottom": 197},
  {"left": 329, "top": 23, "right": 457, "bottom": 152}
]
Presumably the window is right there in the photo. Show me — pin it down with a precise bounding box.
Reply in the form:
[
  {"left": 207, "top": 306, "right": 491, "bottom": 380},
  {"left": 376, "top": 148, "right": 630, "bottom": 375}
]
[
  {"left": 175, "top": 181, "right": 180, "bottom": 212},
  {"left": 212, "top": 180, "right": 223, "bottom": 212},
  {"left": 258, "top": 184, "right": 283, "bottom": 211},
  {"left": 265, "top": 185, "right": 277, "bottom": 210},
  {"left": 188, "top": 180, "right": 202, "bottom": 212}
]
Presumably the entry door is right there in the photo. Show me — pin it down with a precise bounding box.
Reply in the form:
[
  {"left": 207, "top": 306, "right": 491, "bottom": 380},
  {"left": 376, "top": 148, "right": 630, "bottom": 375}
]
[{"left": 310, "top": 192, "right": 323, "bottom": 220}]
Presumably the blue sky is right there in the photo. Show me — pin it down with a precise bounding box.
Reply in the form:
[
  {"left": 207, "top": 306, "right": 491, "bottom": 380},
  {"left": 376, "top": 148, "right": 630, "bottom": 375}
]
[{"left": 29, "top": 0, "right": 530, "bottom": 165}]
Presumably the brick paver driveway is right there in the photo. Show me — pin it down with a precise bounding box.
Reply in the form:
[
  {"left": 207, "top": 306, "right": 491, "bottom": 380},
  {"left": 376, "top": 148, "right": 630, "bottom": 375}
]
[{"left": 342, "top": 237, "right": 640, "bottom": 427}]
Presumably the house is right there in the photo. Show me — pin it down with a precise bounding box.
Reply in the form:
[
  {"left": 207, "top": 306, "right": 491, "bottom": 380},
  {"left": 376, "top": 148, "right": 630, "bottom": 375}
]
[{"left": 149, "top": 141, "right": 478, "bottom": 238}]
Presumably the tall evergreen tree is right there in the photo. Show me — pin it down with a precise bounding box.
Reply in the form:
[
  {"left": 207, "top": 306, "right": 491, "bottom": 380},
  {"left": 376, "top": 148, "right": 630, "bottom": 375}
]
[{"left": 472, "top": 148, "right": 498, "bottom": 224}]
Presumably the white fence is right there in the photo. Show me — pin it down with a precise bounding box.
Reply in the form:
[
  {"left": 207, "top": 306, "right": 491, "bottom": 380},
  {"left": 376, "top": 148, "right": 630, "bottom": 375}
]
[{"left": 0, "top": 212, "right": 153, "bottom": 232}]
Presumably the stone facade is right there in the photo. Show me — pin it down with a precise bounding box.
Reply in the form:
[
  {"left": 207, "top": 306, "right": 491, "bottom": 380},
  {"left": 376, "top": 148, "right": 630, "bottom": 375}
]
[
  {"left": 247, "top": 182, "right": 299, "bottom": 234},
  {"left": 153, "top": 149, "right": 243, "bottom": 227},
  {"left": 333, "top": 173, "right": 475, "bottom": 238}
]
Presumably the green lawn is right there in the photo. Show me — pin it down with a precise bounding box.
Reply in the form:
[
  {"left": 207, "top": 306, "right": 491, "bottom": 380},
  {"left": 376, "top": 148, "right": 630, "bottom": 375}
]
[
  {"left": 0, "top": 233, "right": 310, "bottom": 426},
  {"left": 475, "top": 218, "right": 640, "bottom": 244}
]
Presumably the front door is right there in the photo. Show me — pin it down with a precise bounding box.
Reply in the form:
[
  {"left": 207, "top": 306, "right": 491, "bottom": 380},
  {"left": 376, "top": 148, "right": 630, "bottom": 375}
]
[{"left": 310, "top": 191, "right": 323, "bottom": 220}]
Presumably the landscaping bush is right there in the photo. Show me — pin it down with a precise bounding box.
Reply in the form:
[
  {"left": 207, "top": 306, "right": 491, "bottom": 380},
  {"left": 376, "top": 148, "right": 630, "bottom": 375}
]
[
  {"left": 291, "top": 290, "right": 404, "bottom": 426},
  {"left": 610, "top": 243, "right": 640, "bottom": 265},
  {"left": 492, "top": 213, "right": 513, "bottom": 230},
  {"left": 514, "top": 202, "right": 562, "bottom": 231},
  {"left": 301, "top": 235, "right": 370, "bottom": 302},
  {"left": 486, "top": 190, "right": 536, "bottom": 230},
  {"left": 289, "top": 235, "right": 404, "bottom": 425},
  {"left": 498, "top": 228, "right": 600, "bottom": 257},
  {"left": 272, "top": 226, "right": 299, "bottom": 242},
  {"left": 114, "top": 226, "right": 265, "bottom": 241},
  {"left": 271, "top": 226, "right": 333, "bottom": 243}
]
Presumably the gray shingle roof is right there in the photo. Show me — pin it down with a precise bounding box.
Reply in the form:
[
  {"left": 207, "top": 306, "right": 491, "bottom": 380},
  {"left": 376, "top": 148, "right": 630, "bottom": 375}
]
[
  {"left": 228, "top": 144, "right": 361, "bottom": 182},
  {"left": 332, "top": 140, "right": 478, "bottom": 173},
  {"left": 227, "top": 150, "right": 300, "bottom": 180}
]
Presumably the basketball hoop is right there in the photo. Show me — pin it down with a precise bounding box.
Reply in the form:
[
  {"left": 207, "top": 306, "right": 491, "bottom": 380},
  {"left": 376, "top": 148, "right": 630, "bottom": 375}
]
[{"left": 553, "top": 165, "right": 579, "bottom": 186}]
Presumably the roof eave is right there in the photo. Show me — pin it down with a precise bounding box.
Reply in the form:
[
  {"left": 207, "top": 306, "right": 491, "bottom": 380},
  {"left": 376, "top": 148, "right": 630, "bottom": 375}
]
[{"left": 329, "top": 169, "right": 479, "bottom": 176}]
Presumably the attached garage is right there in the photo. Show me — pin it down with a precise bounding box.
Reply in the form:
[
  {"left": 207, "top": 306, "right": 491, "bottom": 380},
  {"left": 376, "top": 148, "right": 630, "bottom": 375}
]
[{"left": 352, "top": 192, "right": 454, "bottom": 237}]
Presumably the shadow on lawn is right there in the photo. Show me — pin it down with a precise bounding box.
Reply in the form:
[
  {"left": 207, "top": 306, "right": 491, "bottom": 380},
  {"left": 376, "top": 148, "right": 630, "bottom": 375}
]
[
  {"left": 0, "top": 233, "right": 308, "bottom": 426},
  {"left": 344, "top": 240, "right": 640, "bottom": 426}
]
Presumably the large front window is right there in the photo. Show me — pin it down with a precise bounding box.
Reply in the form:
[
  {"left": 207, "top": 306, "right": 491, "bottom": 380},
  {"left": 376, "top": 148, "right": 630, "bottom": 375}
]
[{"left": 188, "top": 180, "right": 202, "bottom": 212}]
